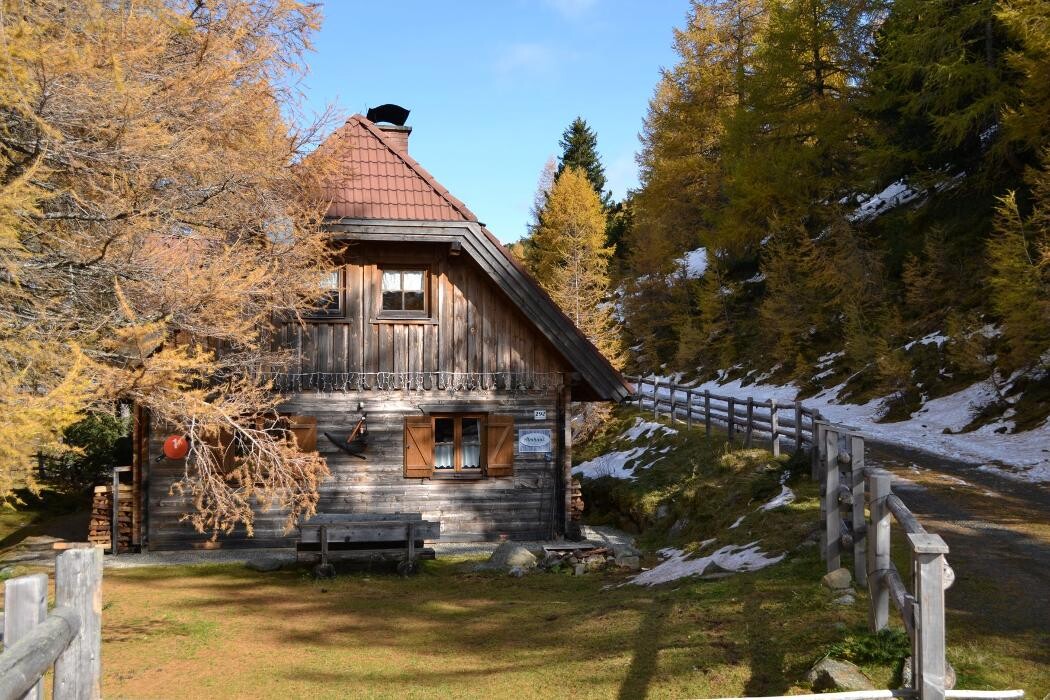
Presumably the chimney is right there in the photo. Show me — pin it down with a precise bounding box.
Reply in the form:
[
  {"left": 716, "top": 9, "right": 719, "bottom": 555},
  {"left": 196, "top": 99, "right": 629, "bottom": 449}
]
[
  {"left": 376, "top": 124, "right": 411, "bottom": 153},
  {"left": 366, "top": 104, "right": 412, "bottom": 153}
]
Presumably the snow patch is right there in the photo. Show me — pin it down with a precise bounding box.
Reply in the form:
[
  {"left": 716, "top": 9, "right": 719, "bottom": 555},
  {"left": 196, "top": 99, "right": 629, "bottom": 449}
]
[
  {"left": 629, "top": 542, "right": 785, "bottom": 586},
  {"left": 729, "top": 515, "right": 746, "bottom": 529},
  {"left": 849, "top": 180, "right": 924, "bottom": 223},
  {"left": 677, "top": 247, "right": 708, "bottom": 279},
  {"left": 622, "top": 417, "right": 677, "bottom": 442},
  {"left": 759, "top": 485, "right": 796, "bottom": 511},
  {"left": 904, "top": 331, "right": 949, "bottom": 351},
  {"left": 572, "top": 448, "right": 648, "bottom": 480}
]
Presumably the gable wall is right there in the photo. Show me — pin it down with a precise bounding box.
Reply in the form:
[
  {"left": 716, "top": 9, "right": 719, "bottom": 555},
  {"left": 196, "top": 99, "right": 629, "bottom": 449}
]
[{"left": 276, "top": 242, "right": 570, "bottom": 387}]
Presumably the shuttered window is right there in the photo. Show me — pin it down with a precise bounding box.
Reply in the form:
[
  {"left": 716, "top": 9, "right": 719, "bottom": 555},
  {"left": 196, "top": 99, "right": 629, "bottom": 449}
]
[
  {"left": 403, "top": 414, "right": 515, "bottom": 479},
  {"left": 284, "top": 415, "right": 317, "bottom": 452}
]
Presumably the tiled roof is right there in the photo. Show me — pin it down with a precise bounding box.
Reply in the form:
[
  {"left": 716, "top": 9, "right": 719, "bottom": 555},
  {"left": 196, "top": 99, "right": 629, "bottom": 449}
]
[{"left": 320, "top": 115, "right": 478, "bottom": 222}]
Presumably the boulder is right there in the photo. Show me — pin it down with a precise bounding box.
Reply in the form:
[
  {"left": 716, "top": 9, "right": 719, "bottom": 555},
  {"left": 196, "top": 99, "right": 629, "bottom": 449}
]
[
  {"left": 484, "top": 542, "right": 537, "bottom": 571},
  {"left": 245, "top": 557, "right": 283, "bottom": 572},
  {"left": 833, "top": 593, "right": 856, "bottom": 606},
  {"left": 807, "top": 657, "right": 875, "bottom": 692},
  {"left": 668, "top": 517, "right": 690, "bottom": 539},
  {"left": 508, "top": 566, "right": 526, "bottom": 578},
  {"left": 821, "top": 567, "right": 853, "bottom": 591}
]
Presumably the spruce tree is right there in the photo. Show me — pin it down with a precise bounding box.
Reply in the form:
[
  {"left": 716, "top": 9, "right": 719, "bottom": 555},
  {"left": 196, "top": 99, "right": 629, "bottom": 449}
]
[{"left": 557, "top": 117, "right": 611, "bottom": 207}]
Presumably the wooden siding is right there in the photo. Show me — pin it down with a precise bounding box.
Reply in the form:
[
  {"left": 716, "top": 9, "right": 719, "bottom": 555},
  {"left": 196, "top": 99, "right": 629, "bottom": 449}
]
[
  {"left": 277, "top": 243, "right": 569, "bottom": 386},
  {"left": 146, "top": 391, "right": 566, "bottom": 550}
]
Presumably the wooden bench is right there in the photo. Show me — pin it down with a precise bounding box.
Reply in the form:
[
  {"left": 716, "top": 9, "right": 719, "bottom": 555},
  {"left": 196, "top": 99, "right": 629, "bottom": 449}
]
[{"left": 296, "top": 513, "right": 440, "bottom": 575}]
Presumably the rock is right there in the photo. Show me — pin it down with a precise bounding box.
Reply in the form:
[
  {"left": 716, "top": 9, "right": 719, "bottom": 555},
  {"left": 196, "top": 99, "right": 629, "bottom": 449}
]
[
  {"left": 901, "top": 657, "right": 956, "bottom": 690},
  {"left": 807, "top": 657, "right": 875, "bottom": 692},
  {"left": 834, "top": 593, "right": 856, "bottom": 606},
  {"left": 574, "top": 563, "right": 586, "bottom": 576},
  {"left": 615, "top": 554, "right": 641, "bottom": 571},
  {"left": 668, "top": 517, "right": 689, "bottom": 539},
  {"left": 822, "top": 567, "right": 853, "bottom": 591},
  {"left": 508, "top": 566, "right": 526, "bottom": 578},
  {"left": 583, "top": 555, "right": 606, "bottom": 572},
  {"left": 484, "top": 542, "right": 537, "bottom": 571},
  {"left": 245, "top": 557, "right": 283, "bottom": 572},
  {"left": 655, "top": 503, "right": 671, "bottom": 520}
]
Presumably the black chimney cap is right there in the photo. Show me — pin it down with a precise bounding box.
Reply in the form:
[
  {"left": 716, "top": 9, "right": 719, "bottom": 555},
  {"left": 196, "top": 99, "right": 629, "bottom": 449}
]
[{"left": 366, "top": 104, "right": 410, "bottom": 126}]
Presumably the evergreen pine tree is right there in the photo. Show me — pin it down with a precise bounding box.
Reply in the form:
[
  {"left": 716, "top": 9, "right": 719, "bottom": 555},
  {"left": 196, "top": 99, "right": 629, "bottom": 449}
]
[{"left": 557, "top": 117, "right": 610, "bottom": 207}]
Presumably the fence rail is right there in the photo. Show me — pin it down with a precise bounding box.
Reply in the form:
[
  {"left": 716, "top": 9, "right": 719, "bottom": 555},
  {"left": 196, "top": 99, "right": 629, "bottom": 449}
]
[
  {"left": 0, "top": 548, "right": 102, "bottom": 700},
  {"left": 627, "top": 375, "right": 1022, "bottom": 700}
]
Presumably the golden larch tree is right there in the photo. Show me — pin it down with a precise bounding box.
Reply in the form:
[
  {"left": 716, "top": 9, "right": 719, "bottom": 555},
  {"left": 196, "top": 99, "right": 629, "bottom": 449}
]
[{"left": 0, "top": 0, "right": 338, "bottom": 536}]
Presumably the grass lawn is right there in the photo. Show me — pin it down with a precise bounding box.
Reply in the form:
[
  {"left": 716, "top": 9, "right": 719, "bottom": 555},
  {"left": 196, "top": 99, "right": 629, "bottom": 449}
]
[{"left": 100, "top": 552, "right": 874, "bottom": 700}]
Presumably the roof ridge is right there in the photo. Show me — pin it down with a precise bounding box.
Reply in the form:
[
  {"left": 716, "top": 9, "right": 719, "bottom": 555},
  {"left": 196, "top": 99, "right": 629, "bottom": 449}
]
[{"left": 347, "top": 115, "right": 478, "bottom": 223}]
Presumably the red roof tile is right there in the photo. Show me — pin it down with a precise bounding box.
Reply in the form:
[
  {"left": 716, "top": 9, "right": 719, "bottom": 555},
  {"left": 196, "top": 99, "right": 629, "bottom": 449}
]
[{"left": 319, "top": 115, "right": 478, "bottom": 222}]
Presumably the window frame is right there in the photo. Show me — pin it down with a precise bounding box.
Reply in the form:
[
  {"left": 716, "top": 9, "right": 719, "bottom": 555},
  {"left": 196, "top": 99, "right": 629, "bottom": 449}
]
[
  {"left": 430, "top": 413, "right": 485, "bottom": 478},
  {"left": 304, "top": 267, "right": 345, "bottom": 318},
  {"left": 377, "top": 265, "right": 430, "bottom": 320}
]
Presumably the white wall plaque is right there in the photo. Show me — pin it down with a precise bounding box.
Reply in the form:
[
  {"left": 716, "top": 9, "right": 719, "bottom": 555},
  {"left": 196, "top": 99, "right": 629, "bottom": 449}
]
[
  {"left": 533, "top": 409, "right": 547, "bottom": 421},
  {"left": 518, "top": 429, "right": 552, "bottom": 453}
]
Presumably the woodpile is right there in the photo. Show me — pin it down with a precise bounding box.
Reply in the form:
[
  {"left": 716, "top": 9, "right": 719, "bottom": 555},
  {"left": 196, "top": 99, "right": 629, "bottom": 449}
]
[
  {"left": 570, "top": 478, "right": 584, "bottom": 521},
  {"left": 88, "top": 484, "right": 133, "bottom": 552}
]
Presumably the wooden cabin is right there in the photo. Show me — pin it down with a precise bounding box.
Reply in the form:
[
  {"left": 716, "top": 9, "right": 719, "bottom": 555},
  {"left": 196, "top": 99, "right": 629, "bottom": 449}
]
[{"left": 133, "top": 108, "right": 630, "bottom": 550}]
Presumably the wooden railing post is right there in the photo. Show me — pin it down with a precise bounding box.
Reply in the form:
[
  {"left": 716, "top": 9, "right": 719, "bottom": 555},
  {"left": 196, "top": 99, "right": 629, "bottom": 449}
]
[
  {"left": 770, "top": 399, "right": 780, "bottom": 457},
  {"left": 653, "top": 377, "right": 660, "bottom": 419},
  {"left": 909, "top": 533, "right": 950, "bottom": 700},
  {"left": 850, "top": 435, "right": 867, "bottom": 586},
  {"left": 824, "top": 428, "right": 841, "bottom": 572},
  {"left": 727, "top": 397, "right": 735, "bottom": 442},
  {"left": 794, "top": 401, "right": 803, "bottom": 454},
  {"left": 54, "top": 547, "right": 102, "bottom": 700},
  {"left": 669, "top": 384, "right": 677, "bottom": 423},
  {"left": 812, "top": 420, "right": 825, "bottom": 481},
  {"left": 745, "top": 397, "right": 754, "bottom": 447},
  {"left": 704, "top": 390, "right": 711, "bottom": 436},
  {"left": 685, "top": 389, "right": 693, "bottom": 429},
  {"left": 867, "top": 469, "right": 891, "bottom": 632},
  {"left": 5, "top": 573, "right": 48, "bottom": 700}
]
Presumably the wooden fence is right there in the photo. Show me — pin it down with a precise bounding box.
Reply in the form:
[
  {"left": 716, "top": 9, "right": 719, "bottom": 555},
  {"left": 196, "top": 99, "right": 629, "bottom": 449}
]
[
  {"left": 629, "top": 376, "right": 1022, "bottom": 700},
  {"left": 0, "top": 548, "right": 102, "bottom": 700}
]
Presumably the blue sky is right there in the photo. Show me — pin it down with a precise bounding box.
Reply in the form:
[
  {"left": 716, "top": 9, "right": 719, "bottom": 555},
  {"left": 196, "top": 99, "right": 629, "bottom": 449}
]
[{"left": 301, "top": 1, "right": 688, "bottom": 242}]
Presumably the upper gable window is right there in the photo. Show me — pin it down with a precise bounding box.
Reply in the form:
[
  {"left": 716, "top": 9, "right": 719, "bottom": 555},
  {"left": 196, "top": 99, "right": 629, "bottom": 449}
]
[{"left": 380, "top": 267, "right": 428, "bottom": 318}]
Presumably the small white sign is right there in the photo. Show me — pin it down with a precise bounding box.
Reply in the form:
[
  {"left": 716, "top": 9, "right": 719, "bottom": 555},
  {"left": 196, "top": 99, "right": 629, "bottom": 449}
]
[
  {"left": 518, "top": 429, "right": 552, "bottom": 453},
  {"left": 533, "top": 409, "right": 546, "bottom": 421}
]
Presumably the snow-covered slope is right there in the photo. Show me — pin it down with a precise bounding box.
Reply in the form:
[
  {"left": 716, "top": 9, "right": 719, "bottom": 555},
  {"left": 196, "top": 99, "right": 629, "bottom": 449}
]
[{"left": 645, "top": 376, "right": 1050, "bottom": 483}]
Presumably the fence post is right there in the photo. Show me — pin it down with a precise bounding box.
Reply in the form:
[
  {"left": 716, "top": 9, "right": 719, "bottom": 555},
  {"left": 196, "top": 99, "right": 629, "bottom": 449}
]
[
  {"left": 653, "top": 377, "right": 660, "bottom": 419},
  {"left": 850, "top": 435, "right": 867, "bottom": 586},
  {"left": 867, "top": 469, "right": 891, "bottom": 632},
  {"left": 745, "top": 397, "right": 754, "bottom": 447},
  {"left": 111, "top": 469, "right": 120, "bottom": 556},
  {"left": 770, "top": 399, "right": 780, "bottom": 457},
  {"left": 794, "top": 401, "right": 803, "bottom": 454},
  {"left": 727, "top": 397, "right": 735, "bottom": 442},
  {"left": 824, "top": 428, "right": 841, "bottom": 572},
  {"left": 909, "top": 533, "right": 949, "bottom": 700},
  {"left": 54, "top": 548, "right": 102, "bottom": 700},
  {"left": 5, "top": 573, "right": 48, "bottom": 700},
  {"left": 704, "top": 391, "right": 711, "bottom": 437},
  {"left": 685, "top": 389, "right": 693, "bottom": 429},
  {"left": 812, "top": 420, "right": 825, "bottom": 481},
  {"left": 670, "top": 384, "right": 677, "bottom": 424}
]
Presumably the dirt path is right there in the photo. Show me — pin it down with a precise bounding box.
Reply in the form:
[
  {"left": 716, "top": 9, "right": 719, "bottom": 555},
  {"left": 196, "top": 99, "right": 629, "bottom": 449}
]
[{"left": 864, "top": 442, "right": 1050, "bottom": 669}]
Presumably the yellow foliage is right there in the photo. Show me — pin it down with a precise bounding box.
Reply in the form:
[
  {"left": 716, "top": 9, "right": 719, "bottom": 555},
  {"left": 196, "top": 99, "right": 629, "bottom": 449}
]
[
  {"left": 530, "top": 167, "right": 623, "bottom": 367},
  {"left": 0, "top": 0, "right": 334, "bottom": 532}
]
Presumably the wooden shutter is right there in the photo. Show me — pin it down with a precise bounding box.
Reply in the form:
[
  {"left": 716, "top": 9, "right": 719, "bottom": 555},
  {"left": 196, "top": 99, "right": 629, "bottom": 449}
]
[
  {"left": 286, "top": 415, "right": 317, "bottom": 453},
  {"left": 486, "top": 415, "right": 515, "bottom": 478},
  {"left": 404, "top": 416, "right": 434, "bottom": 478}
]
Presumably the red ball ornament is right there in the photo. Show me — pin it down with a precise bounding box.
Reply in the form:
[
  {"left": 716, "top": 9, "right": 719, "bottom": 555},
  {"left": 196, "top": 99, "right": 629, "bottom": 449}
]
[{"left": 163, "top": 435, "right": 189, "bottom": 460}]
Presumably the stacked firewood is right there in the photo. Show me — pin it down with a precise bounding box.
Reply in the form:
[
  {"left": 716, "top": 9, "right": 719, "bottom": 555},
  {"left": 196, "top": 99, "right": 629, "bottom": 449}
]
[
  {"left": 570, "top": 478, "right": 584, "bottom": 521},
  {"left": 88, "top": 484, "right": 133, "bottom": 552}
]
